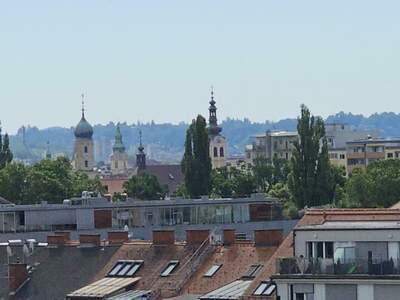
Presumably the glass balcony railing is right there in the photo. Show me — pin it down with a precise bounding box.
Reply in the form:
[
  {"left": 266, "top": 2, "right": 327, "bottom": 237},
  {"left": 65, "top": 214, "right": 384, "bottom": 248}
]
[{"left": 277, "top": 257, "right": 400, "bottom": 276}]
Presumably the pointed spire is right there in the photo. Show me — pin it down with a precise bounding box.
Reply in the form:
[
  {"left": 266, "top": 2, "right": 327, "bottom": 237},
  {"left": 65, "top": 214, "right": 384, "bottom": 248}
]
[
  {"left": 81, "top": 93, "right": 85, "bottom": 118},
  {"left": 138, "top": 129, "right": 144, "bottom": 152},
  {"left": 136, "top": 129, "right": 146, "bottom": 170},
  {"left": 208, "top": 86, "right": 222, "bottom": 136}
]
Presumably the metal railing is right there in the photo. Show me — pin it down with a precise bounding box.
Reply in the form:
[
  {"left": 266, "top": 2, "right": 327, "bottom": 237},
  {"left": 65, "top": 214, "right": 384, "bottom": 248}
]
[{"left": 277, "top": 257, "right": 400, "bottom": 276}]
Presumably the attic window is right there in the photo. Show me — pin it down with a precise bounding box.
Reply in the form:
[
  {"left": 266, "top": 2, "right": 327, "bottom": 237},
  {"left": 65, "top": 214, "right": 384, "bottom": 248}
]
[
  {"left": 253, "top": 282, "right": 276, "bottom": 296},
  {"left": 204, "top": 264, "right": 222, "bottom": 277},
  {"left": 242, "top": 264, "right": 263, "bottom": 278},
  {"left": 161, "top": 260, "right": 179, "bottom": 277},
  {"left": 108, "top": 260, "right": 143, "bottom": 277}
]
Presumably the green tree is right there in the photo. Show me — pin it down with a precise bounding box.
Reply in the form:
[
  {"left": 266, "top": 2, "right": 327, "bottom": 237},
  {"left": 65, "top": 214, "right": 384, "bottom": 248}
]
[
  {"left": 123, "top": 173, "right": 167, "bottom": 200},
  {"left": 272, "top": 154, "right": 290, "bottom": 184},
  {"left": 343, "top": 160, "right": 400, "bottom": 208},
  {"left": 288, "top": 105, "right": 334, "bottom": 208},
  {"left": 25, "top": 157, "right": 73, "bottom": 203},
  {"left": 71, "top": 171, "right": 105, "bottom": 197},
  {"left": 181, "top": 115, "right": 211, "bottom": 198},
  {"left": 0, "top": 163, "right": 29, "bottom": 204},
  {"left": 0, "top": 126, "right": 13, "bottom": 169},
  {"left": 210, "top": 167, "right": 234, "bottom": 198},
  {"left": 252, "top": 157, "right": 273, "bottom": 192},
  {"left": 230, "top": 168, "right": 257, "bottom": 198}
]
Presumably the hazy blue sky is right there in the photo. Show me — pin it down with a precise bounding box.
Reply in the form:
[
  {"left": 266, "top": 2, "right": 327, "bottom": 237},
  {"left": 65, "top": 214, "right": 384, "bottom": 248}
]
[{"left": 1, "top": 1, "right": 399, "bottom": 133}]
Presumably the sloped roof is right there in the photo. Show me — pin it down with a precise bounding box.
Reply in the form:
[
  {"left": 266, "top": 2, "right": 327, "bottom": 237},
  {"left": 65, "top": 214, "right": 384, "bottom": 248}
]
[
  {"left": 200, "top": 280, "right": 252, "bottom": 300},
  {"left": 0, "top": 196, "right": 13, "bottom": 205},
  {"left": 183, "top": 243, "right": 277, "bottom": 295},
  {"left": 0, "top": 245, "right": 119, "bottom": 300},
  {"left": 139, "top": 164, "right": 184, "bottom": 194}
]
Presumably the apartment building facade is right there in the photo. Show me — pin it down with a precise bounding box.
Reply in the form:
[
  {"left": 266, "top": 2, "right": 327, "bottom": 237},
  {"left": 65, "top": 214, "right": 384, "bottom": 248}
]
[
  {"left": 346, "top": 138, "right": 400, "bottom": 174},
  {"left": 272, "top": 209, "right": 400, "bottom": 300},
  {"left": 245, "top": 131, "right": 298, "bottom": 164}
]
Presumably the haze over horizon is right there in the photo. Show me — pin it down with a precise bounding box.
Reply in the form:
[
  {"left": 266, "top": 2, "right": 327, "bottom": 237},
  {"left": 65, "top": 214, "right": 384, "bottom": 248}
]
[{"left": 1, "top": 1, "right": 400, "bottom": 133}]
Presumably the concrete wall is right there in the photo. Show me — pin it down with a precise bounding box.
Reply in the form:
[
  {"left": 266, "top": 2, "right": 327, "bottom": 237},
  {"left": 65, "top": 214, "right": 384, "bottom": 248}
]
[
  {"left": 25, "top": 209, "right": 76, "bottom": 227},
  {"left": 76, "top": 209, "right": 94, "bottom": 230},
  {"left": 374, "top": 284, "right": 400, "bottom": 300}
]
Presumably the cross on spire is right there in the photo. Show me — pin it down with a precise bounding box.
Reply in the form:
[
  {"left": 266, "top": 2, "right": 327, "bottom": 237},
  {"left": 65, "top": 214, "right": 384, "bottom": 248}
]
[{"left": 81, "top": 93, "right": 85, "bottom": 118}]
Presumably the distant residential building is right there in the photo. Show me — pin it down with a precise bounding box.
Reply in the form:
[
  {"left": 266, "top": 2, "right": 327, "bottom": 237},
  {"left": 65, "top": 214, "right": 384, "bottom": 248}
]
[
  {"left": 207, "top": 88, "right": 227, "bottom": 169},
  {"left": 325, "top": 123, "right": 378, "bottom": 172},
  {"left": 245, "top": 130, "right": 298, "bottom": 164},
  {"left": 346, "top": 137, "right": 400, "bottom": 174},
  {"left": 72, "top": 99, "right": 95, "bottom": 171},
  {"left": 110, "top": 124, "right": 129, "bottom": 175}
]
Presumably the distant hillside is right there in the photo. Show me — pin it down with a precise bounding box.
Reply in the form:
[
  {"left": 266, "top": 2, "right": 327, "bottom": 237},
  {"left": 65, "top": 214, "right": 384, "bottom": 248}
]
[{"left": 9, "top": 112, "right": 400, "bottom": 163}]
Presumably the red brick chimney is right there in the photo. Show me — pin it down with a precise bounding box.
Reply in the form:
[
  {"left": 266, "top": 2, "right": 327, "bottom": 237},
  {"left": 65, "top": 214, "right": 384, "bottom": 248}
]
[
  {"left": 54, "top": 231, "right": 71, "bottom": 241},
  {"left": 223, "top": 229, "right": 235, "bottom": 245},
  {"left": 152, "top": 230, "right": 175, "bottom": 245},
  {"left": 108, "top": 231, "right": 129, "bottom": 244},
  {"left": 79, "top": 234, "right": 101, "bottom": 246},
  {"left": 9, "top": 263, "right": 29, "bottom": 293},
  {"left": 47, "top": 234, "right": 66, "bottom": 246},
  {"left": 254, "top": 229, "right": 283, "bottom": 246},
  {"left": 186, "top": 230, "right": 210, "bottom": 245}
]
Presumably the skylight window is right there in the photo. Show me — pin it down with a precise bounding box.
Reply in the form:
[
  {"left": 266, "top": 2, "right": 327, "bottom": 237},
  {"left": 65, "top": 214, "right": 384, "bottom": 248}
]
[
  {"left": 253, "top": 282, "right": 276, "bottom": 296},
  {"left": 108, "top": 260, "right": 143, "bottom": 277},
  {"left": 242, "top": 264, "right": 263, "bottom": 278},
  {"left": 161, "top": 260, "right": 179, "bottom": 277},
  {"left": 204, "top": 264, "right": 222, "bottom": 277}
]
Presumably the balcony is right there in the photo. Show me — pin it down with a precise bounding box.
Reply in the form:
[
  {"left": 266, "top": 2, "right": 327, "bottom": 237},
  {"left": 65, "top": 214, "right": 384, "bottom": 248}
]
[{"left": 276, "top": 257, "right": 400, "bottom": 277}]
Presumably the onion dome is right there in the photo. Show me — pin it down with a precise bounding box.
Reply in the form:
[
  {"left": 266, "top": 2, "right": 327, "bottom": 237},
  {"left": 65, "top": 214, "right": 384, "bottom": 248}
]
[{"left": 74, "top": 99, "right": 93, "bottom": 139}]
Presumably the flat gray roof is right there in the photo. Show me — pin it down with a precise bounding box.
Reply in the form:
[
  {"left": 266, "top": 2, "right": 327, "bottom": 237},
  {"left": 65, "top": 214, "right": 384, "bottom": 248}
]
[
  {"left": 297, "top": 221, "right": 400, "bottom": 231},
  {"left": 0, "top": 196, "right": 281, "bottom": 213}
]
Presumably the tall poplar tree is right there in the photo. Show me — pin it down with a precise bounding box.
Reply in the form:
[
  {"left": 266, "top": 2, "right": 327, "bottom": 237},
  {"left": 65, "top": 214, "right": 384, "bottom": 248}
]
[
  {"left": 0, "top": 125, "right": 13, "bottom": 169},
  {"left": 289, "top": 105, "right": 333, "bottom": 208},
  {"left": 181, "top": 115, "right": 211, "bottom": 198}
]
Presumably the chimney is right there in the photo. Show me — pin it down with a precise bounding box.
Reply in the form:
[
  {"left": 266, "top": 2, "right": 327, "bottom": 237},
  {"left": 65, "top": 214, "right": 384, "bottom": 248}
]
[
  {"left": 47, "top": 234, "right": 66, "bottom": 246},
  {"left": 254, "top": 229, "right": 283, "bottom": 246},
  {"left": 186, "top": 230, "right": 210, "bottom": 245},
  {"left": 108, "top": 231, "right": 129, "bottom": 244},
  {"left": 9, "top": 262, "right": 29, "bottom": 294},
  {"left": 223, "top": 229, "right": 235, "bottom": 245},
  {"left": 54, "top": 231, "right": 71, "bottom": 242},
  {"left": 79, "top": 234, "right": 101, "bottom": 246},
  {"left": 152, "top": 230, "right": 175, "bottom": 245}
]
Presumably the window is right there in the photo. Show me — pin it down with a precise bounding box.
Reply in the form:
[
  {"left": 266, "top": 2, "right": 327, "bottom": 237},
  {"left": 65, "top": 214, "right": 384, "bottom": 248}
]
[
  {"left": 161, "top": 260, "right": 179, "bottom": 277},
  {"left": 285, "top": 152, "right": 289, "bottom": 160},
  {"left": 388, "top": 153, "right": 394, "bottom": 158},
  {"left": 204, "top": 264, "right": 222, "bottom": 277},
  {"left": 340, "top": 154, "right": 345, "bottom": 159},
  {"left": 254, "top": 282, "right": 276, "bottom": 296},
  {"left": 85, "top": 160, "right": 88, "bottom": 168},
  {"left": 219, "top": 147, "right": 224, "bottom": 157},
  {"left": 107, "top": 260, "right": 143, "bottom": 277},
  {"left": 214, "top": 147, "right": 218, "bottom": 157},
  {"left": 306, "top": 242, "right": 333, "bottom": 259},
  {"left": 114, "top": 161, "right": 118, "bottom": 169},
  {"left": 243, "top": 264, "right": 263, "bottom": 278},
  {"left": 84, "top": 145, "right": 88, "bottom": 153}
]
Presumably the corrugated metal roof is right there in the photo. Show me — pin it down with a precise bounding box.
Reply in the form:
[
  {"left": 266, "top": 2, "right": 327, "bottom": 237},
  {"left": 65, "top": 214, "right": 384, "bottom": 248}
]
[
  {"left": 106, "top": 289, "right": 151, "bottom": 300},
  {"left": 67, "top": 277, "right": 140, "bottom": 298},
  {"left": 199, "top": 280, "right": 252, "bottom": 300}
]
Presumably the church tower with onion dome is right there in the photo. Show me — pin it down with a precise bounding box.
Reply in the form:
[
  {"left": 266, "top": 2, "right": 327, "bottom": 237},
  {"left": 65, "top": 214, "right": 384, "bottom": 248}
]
[
  {"left": 208, "top": 87, "right": 227, "bottom": 169},
  {"left": 72, "top": 95, "right": 95, "bottom": 171}
]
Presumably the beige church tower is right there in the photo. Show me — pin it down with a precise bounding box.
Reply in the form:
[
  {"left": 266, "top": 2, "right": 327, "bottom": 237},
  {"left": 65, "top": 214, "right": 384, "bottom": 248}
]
[
  {"left": 72, "top": 98, "right": 95, "bottom": 171},
  {"left": 208, "top": 88, "right": 227, "bottom": 169},
  {"left": 110, "top": 124, "right": 129, "bottom": 175}
]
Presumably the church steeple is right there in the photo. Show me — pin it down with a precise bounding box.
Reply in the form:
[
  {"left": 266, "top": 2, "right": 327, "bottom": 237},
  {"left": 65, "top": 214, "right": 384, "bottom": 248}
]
[
  {"left": 136, "top": 130, "right": 146, "bottom": 170},
  {"left": 208, "top": 86, "right": 222, "bottom": 136},
  {"left": 112, "top": 124, "right": 125, "bottom": 153}
]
